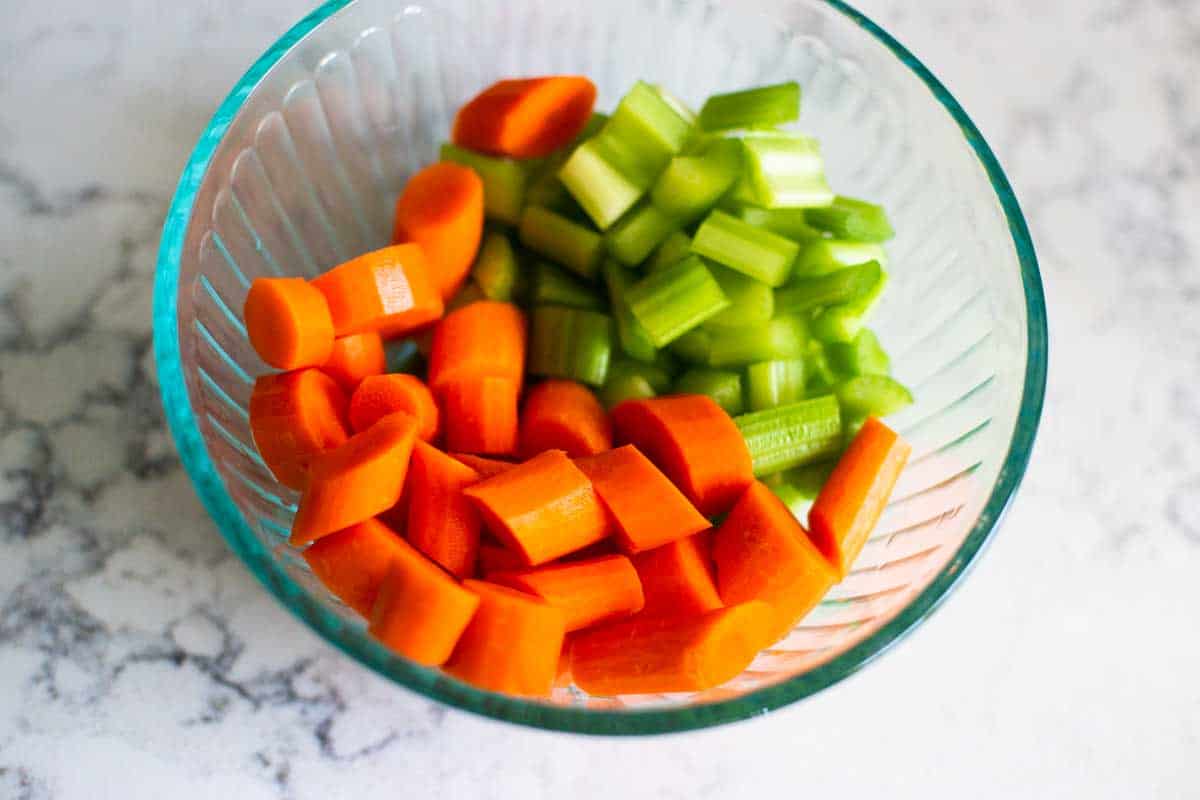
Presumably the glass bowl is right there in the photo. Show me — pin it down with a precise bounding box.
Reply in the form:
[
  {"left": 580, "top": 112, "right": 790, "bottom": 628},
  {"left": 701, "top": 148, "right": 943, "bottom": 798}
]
[{"left": 153, "top": 0, "right": 1047, "bottom": 734}]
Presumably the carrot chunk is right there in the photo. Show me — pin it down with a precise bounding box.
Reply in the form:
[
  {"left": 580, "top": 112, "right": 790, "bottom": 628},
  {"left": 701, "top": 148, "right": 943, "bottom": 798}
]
[
  {"left": 631, "top": 533, "right": 723, "bottom": 618},
  {"left": 349, "top": 373, "right": 439, "bottom": 441},
  {"left": 405, "top": 441, "right": 482, "bottom": 579},
  {"left": 249, "top": 369, "right": 350, "bottom": 490},
  {"left": 451, "top": 453, "right": 517, "bottom": 478},
  {"left": 322, "top": 332, "right": 386, "bottom": 391},
  {"left": 302, "top": 517, "right": 410, "bottom": 617},
  {"left": 310, "top": 244, "right": 443, "bottom": 337},
  {"left": 452, "top": 76, "right": 597, "bottom": 159},
  {"left": 490, "top": 554, "right": 644, "bottom": 632},
  {"left": 244, "top": 277, "right": 334, "bottom": 370},
  {"left": 392, "top": 162, "right": 485, "bottom": 300},
  {"left": 428, "top": 301, "right": 526, "bottom": 392},
  {"left": 464, "top": 449, "right": 610, "bottom": 565},
  {"left": 439, "top": 376, "right": 519, "bottom": 455},
  {"left": 519, "top": 379, "right": 612, "bottom": 459},
  {"left": 477, "top": 542, "right": 526, "bottom": 574}
]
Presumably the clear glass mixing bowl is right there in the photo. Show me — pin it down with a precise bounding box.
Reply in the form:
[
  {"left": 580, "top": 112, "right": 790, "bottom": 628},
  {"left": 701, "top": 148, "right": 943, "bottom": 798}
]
[{"left": 153, "top": 0, "right": 1047, "bottom": 734}]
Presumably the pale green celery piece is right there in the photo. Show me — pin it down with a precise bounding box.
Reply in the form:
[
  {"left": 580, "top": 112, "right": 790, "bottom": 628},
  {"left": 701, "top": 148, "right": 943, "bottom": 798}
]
[
  {"left": 835, "top": 374, "right": 914, "bottom": 417},
  {"left": 707, "top": 315, "right": 808, "bottom": 367},
  {"left": 529, "top": 305, "right": 613, "bottom": 386},
  {"left": 735, "top": 395, "right": 843, "bottom": 476},
  {"left": 775, "top": 261, "right": 884, "bottom": 315},
  {"left": 558, "top": 139, "right": 644, "bottom": 230},
  {"left": 842, "top": 413, "right": 868, "bottom": 447},
  {"left": 472, "top": 231, "right": 522, "bottom": 302},
  {"left": 579, "top": 111, "right": 609, "bottom": 141},
  {"left": 439, "top": 143, "right": 528, "bottom": 225},
  {"left": 736, "top": 133, "right": 835, "bottom": 209},
  {"left": 650, "top": 138, "right": 743, "bottom": 223},
  {"left": 606, "top": 80, "right": 694, "bottom": 169},
  {"left": 691, "top": 209, "right": 799, "bottom": 286},
  {"left": 699, "top": 82, "right": 801, "bottom": 131},
  {"left": 625, "top": 255, "right": 730, "bottom": 347},
  {"left": 804, "top": 339, "right": 837, "bottom": 397},
  {"left": 810, "top": 269, "right": 889, "bottom": 343},
  {"left": 600, "top": 358, "right": 674, "bottom": 408},
  {"left": 673, "top": 368, "right": 744, "bottom": 416},
  {"left": 669, "top": 328, "right": 712, "bottom": 364},
  {"left": 605, "top": 202, "right": 680, "bottom": 266},
  {"left": 647, "top": 231, "right": 693, "bottom": 273},
  {"left": 653, "top": 85, "right": 699, "bottom": 127},
  {"left": 736, "top": 206, "right": 823, "bottom": 243},
  {"left": 785, "top": 460, "right": 837, "bottom": 500},
  {"left": 603, "top": 259, "right": 659, "bottom": 363},
  {"left": 531, "top": 261, "right": 605, "bottom": 311},
  {"left": 745, "top": 359, "right": 806, "bottom": 411},
  {"left": 826, "top": 328, "right": 891, "bottom": 377},
  {"left": 805, "top": 195, "right": 895, "bottom": 242},
  {"left": 794, "top": 239, "right": 888, "bottom": 277},
  {"left": 704, "top": 264, "right": 775, "bottom": 330},
  {"left": 518, "top": 206, "right": 604, "bottom": 279}
]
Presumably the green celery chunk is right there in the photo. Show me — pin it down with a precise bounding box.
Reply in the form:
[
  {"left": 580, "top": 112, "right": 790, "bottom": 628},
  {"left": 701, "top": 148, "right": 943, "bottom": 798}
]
[
  {"left": 692, "top": 209, "right": 799, "bottom": 286},
  {"left": 669, "top": 328, "right": 712, "bottom": 364},
  {"left": 733, "top": 133, "right": 834, "bottom": 209},
  {"left": 439, "top": 143, "right": 527, "bottom": 225},
  {"left": 603, "top": 260, "right": 659, "bottom": 362},
  {"left": 647, "top": 231, "right": 693, "bottom": 273},
  {"left": 444, "top": 281, "right": 487, "bottom": 312},
  {"left": 674, "top": 368, "right": 745, "bottom": 416},
  {"left": 472, "top": 231, "right": 523, "bottom": 302},
  {"left": 835, "top": 375, "right": 913, "bottom": 417},
  {"left": 794, "top": 239, "right": 888, "bottom": 277},
  {"left": 605, "top": 202, "right": 680, "bottom": 266},
  {"left": 842, "top": 413, "right": 868, "bottom": 446},
  {"left": 625, "top": 255, "right": 730, "bottom": 347},
  {"left": 383, "top": 338, "right": 423, "bottom": 374},
  {"left": 699, "top": 82, "right": 801, "bottom": 131},
  {"left": 705, "top": 264, "right": 775, "bottom": 330},
  {"left": 810, "top": 269, "right": 888, "bottom": 343},
  {"left": 600, "top": 358, "right": 674, "bottom": 408},
  {"left": 736, "top": 206, "right": 823, "bottom": 242},
  {"left": 767, "top": 479, "right": 808, "bottom": 520},
  {"left": 650, "top": 138, "right": 743, "bottom": 223},
  {"left": 531, "top": 261, "right": 605, "bottom": 310},
  {"left": 746, "top": 359, "right": 806, "bottom": 411},
  {"left": 605, "top": 81, "right": 694, "bottom": 177},
  {"left": 805, "top": 195, "right": 894, "bottom": 242},
  {"left": 735, "top": 395, "right": 843, "bottom": 476},
  {"left": 775, "top": 261, "right": 884, "bottom": 315},
  {"left": 786, "top": 460, "right": 837, "bottom": 500},
  {"left": 558, "top": 139, "right": 644, "bottom": 229},
  {"left": 708, "top": 315, "right": 808, "bottom": 367},
  {"left": 826, "top": 329, "right": 891, "bottom": 377},
  {"left": 580, "top": 111, "right": 609, "bottom": 140},
  {"left": 519, "top": 206, "right": 603, "bottom": 279},
  {"left": 804, "top": 339, "right": 837, "bottom": 397},
  {"left": 654, "top": 86, "right": 699, "bottom": 127},
  {"left": 529, "top": 305, "right": 613, "bottom": 386}
]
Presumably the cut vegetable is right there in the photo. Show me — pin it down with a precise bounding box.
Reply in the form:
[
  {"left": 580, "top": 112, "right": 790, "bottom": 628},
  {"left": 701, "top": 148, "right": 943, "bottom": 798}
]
[
  {"left": 826, "top": 328, "right": 891, "bottom": 377},
  {"left": 632, "top": 533, "right": 723, "bottom": 617},
  {"left": 244, "top": 277, "right": 335, "bottom": 370},
  {"left": 745, "top": 359, "right": 806, "bottom": 411},
  {"left": 647, "top": 231, "right": 693, "bottom": 273},
  {"left": 735, "top": 206, "right": 822, "bottom": 242},
  {"left": 794, "top": 239, "right": 887, "bottom": 277},
  {"left": 599, "top": 81, "right": 694, "bottom": 185},
  {"left": 673, "top": 368, "right": 745, "bottom": 417},
  {"left": 311, "top": 244, "right": 444, "bottom": 337},
  {"left": 699, "top": 82, "right": 800, "bottom": 131},
  {"left": 322, "top": 332, "right": 386, "bottom": 391},
  {"left": 733, "top": 133, "right": 834, "bottom": 209},
  {"left": 392, "top": 162, "right": 485, "bottom": 299},
  {"left": 490, "top": 554, "right": 644, "bottom": 632},
  {"left": 835, "top": 374, "right": 913, "bottom": 417},
  {"left": 704, "top": 264, "right": 775, "bottom": 330},
  {"left": 440, "top": 376, "right": 520, "bottom": 455},
  {"left": 528, "top": 305, "right": 613, "bottom": 386},
  {"left": 477, "top": 542, "right": 525, "bottom": 574},
  {"left": 349, "top": 373, "right": 439, "bottom": 441},
  {"left": 809, "top": 269, "right": 888, "bottom": 343},
  {"left": 518, "top": 205, "right": 604, "bottom": 279},
  {"left": 708, "top": 315, "right": 808, "bottom": 367},
  {"left": 439, "top": 143, "right": 528, "bottom": 225},
  {"left": 804, "top": 195, "right": 894, "bottom": 242},
  {"left": 735, "top": 395, "right": 843, "bottom": 476},
  {"left": 605, "top": 201, "right": 680, "bottom": 266},
  {"left": 602, "top": 260, "right": 658, "bottom": 363},
  {"left": 428, "top": 300, "right": 526, "bottom": 391},
  {"left": 531, "top": 260, "right": 605, "bottom": 311},
  {"left": 775, "top": 261, "right": 884, "bottom": 315},
  {"left": 625, "top": 256, "right": 730, "bottom": 347},
  {"left": 557, "top": 138, "right": 644, "bottom": 229},
  {"left": 303, "top": 517, "right": 410, "bottom": 617},
  {"left": 668, "top": 328, "right": 712, "bottom": 364},
  {"left": 599, "top": 359, "right": 672, "bottom": 408},
  {"left": 692, "top": 210, "right": 798, "bottom": 287},
  {"left": 472, "top": 231, "right": 523, "bottom": 302},
  {"left": 452, "top": 453, "right": 517, "bottom": 478},
  {"left": 405, "top": 441, "right": 482, "bottom": 578},
  {"left": 519, "top": 379, "right": 612, "bottom": 458},
  {"left": 250, "top": 369, "right": 350, "bottom": 490},
  {"left": 452, "top": 76, "right": 597, "bottom": 159},
  {"left": 650, "top": 138, "right": 742, "bottom": 222}
]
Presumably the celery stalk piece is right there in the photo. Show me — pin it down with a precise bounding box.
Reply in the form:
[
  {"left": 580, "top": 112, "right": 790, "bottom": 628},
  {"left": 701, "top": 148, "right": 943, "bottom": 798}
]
[
  {"left": 669, "top": 328, "right": 712, "bottom": 364},
  {"left": 736, "top": 206, "right": 823, "bottom": 242},
  {"left": 531, "top": 261, "right": 605, "bottom": 311},
  {"left": 692, "top": 209, "right": 799, "bottom": 286},
  {"left": 699, "top": 82, "right": 801, "bottom": 131},
  {"left": 647, "top": 231, "right": 693, "bottom": 273},
  {"left": 579, "top": 111, "right": 609, "bottom": 141},
  {"left": 674, "top": 368, "right": 745, "bottom": 416},
  {"left": 705, "top": 264, "right": 775, "bottom": 330},
  {"left": 810, "top": 269, "right": 888, "bottom": 343},
  {"left": 439, "top": 143, "right": 528, "bottom": 226},
  {"left": 558, "top": 139, "right": 645, "bottom": 229},
  {"left": 794, "top": 239, "right": 888, "bottom": 277},
  {"left": 472, "top": 231, "right": 523, "bottom": 302},
  {"left": 767, "top": 479, "right": 810, "bottom": 520},
  {"left": 804, "top": 339, "right": 837, "bottom": 397},
  {"left": 772, "top": 460, "right": 838, "bottom": 511},
  {"left": 605, "top": 202, "right": 680, "bottom": 266},
  {"left": 600, "top": 358, "right": 674, "bottom": 408},
  {"left": 835, "top": 375, "right": 914, "bottom": 418},
  {"left": 624, "top": 256, "right": 730, "bottom": 348},
  {"left": 775, "top": 261, "right": 884, "bottom": 315},
  {"left": 605, "top": 81, "right": 695, "bottom": 175},
  {"left": 650, "top": 139, "right": 743, "bottom": 223},
  {"left": 603, "top": 260, "right": 659, "bottom": 362},
  {"left": 654, "top": 85, "right": 699, "bottom": 127},
  {"left": 734, "top": 133, "right": 834, "bottom": 209},
  {"left": 746, "top": 359, "right": 806, "bottom": 411},
  {"left": 529, "top": 305, "right": 613, "bottom": 386},
  {"left": 735, "top": 395, "right": 843, "bottom": 476},
  {"left": 707, "top": 315, "right": 808, "bottom": 367},
  {"left": 518, "top": 206, "right": 603, "bottom": 279},
  {"left": 826, "top": 328, "right": 891, "bottom": 377},
  {"left": 805, "top": 195, "right": 895, "bottom": 242}
]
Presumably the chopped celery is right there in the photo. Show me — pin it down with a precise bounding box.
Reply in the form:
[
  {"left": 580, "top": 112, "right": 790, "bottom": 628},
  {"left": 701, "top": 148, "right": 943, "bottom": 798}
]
[
  {"left": 580, "top": 111, "right": 609, "bottom": 141},
  {"left": 444, "top": 281, "right": 487, "bottom": 312},
  {"left": 669, "top": 328, "right": 712, "bottom": 364},
  {"left": 472, "top": 231, "right": 522, "bottom": 302},
  {"left": 605, "top": 81, "right": 694, "bottom": 176},
  {"left": 699, "top": 82, "right": 801, "bottom": 131},
  {"left": 734, "top": 133, "right": 834, "bottom": 209},
  {"left": 835, "top": 375, "right": 913, "bottom": 417},
  {"left": 531, "top": 261, "right": 605, "bottom": 311},
  {"left": 805, "top": 195, "right": 894, "bottom": 242},
  {"left": 605, "top": 202, "right": 680, "bottom": 266},
  {"left": 647, "top": 231, "right": 693, "bottom": 273},
  {"left": 787, "top": 460, "right": 837, "bottom": 500},
  {"left": 775, "top": 261, "right": 884, "bottom": 315},
  {"left": 810, "top": 269, "right": 888, "bottom": 343},
  {"left": 705, "top": 264, "right": 775, "bottom": 330},
  {"left": 804, "top": 339, "right": 837, "bottom": 397},
  {"left": 439, "top": 143, "right": 527, "bottom": 225},
  {"left": 707, "top": 315, "right": 807, "bottom": 367},
  {"left": 692, "top": 209, "right": 799, "bottom": 286},
  {"left": 674, "top": 368, "right": 744, "bottom": 416},
  {"left": 826, "top": 328, "right": 891, "bottom": 377},
  {"left": 735, "top": 395, "right": 843, "bottom": 476},
  {"left": 603, "top": 260, "right": 659, "bottom": 362},
  {"left": 529, "top": 305, "right": 613, "bottom": 386},
  {"left": 746, "top": 359, "right": 806, "bottom": 411},
  {"left": 768, "top": 479, "right": 809, "bottom": 520},
  {"left": 625, "top": 256, "right": 730, "bottom": 347},
  {"left": 600, "top": 358, "right": 674, "bottom": 408},
  {"left": 383, "top": 338, "right": 423, "bottom": 374},
  {"left": 558, "top": 139, "right": 644, "bottom": 229},
  {"left": 736, "top": 206, "right": 823, "bottom": 242},
  {"left": 842, "top": 413, "right": 868, "bottom": 446},
  {"left": 518, "top": 206, "right": 603, "bottom": 279},
  {"left": 650, "top": 138, "right": 743, "bottom": 223},
  {"left": 654, "top": 85, "right": 699, "bottom": 127},
  {"left": 794, "top": 239, "right": 887, "bottom": 277}
]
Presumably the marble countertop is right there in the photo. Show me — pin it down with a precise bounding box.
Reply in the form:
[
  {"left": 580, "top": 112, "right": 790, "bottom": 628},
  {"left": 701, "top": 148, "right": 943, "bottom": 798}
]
[{"left": 3, "top": 0, "right": 1198, "bottom": 796}]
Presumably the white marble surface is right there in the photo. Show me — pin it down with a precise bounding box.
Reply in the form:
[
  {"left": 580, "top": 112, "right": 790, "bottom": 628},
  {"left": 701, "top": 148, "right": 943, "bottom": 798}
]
[{"left": 2, "top": 0, "right": 1198, "bottom": 796}]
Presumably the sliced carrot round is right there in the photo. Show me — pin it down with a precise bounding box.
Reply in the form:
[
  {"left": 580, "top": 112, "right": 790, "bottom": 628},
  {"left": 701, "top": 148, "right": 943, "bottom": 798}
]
[
  {"left": 519, "top": 379, "right": 611, "bottom": 459},
  {"left": 428, "top": 301, "right": 526, "bottom": 392},
  {"left": 349, "top": 373, "right": 439, "bottom": 441},
  {"left": 392, "top": 162, "right": 484, "bottom": 300},
  {"left": 244, "top": 277, "right": 334, "bottom": 370},
  {"left": 249, "top": 369, "right": 350, "bottom": 490},
  {"left": 452, "top": 77, "right": 597, "bottom": 159},
  {"left": 322, "top": 332, "right": 386, "bottom": 391},
  {"left": 310, "top": 244, "right": 443, "bottom": 338}
]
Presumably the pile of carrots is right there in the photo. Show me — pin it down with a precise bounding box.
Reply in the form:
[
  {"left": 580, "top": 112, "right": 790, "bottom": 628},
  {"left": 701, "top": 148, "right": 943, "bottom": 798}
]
[{"left": 242, "top": 76, "right": 911, "bottom": 698}]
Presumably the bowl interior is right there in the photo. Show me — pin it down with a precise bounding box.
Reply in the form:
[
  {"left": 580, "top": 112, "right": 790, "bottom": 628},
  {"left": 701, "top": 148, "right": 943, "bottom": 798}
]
[{"left": 154, "top": 0, "right": 1044, "bottom": 733}]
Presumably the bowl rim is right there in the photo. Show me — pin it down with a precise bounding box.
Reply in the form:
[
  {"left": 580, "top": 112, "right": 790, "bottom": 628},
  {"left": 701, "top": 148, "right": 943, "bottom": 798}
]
[{"left": 153, "top": 0, "right": 1047, "bottom": 735}]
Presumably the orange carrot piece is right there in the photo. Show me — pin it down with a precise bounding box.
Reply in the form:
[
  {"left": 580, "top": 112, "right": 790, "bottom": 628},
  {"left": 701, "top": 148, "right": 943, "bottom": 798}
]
[
  {"left": 568, "top": 601, "right": 774, "bottom": 695},
  {"left": 490, "top": 554, "right": 644, "bottom": 632},
  {"left": 451, "top": 453, "right": 517, "bottom": 478},
  {"left": 611, "top": 395, "right": 754, "bottom": 517},
  {"left": 452, "top": 76, "right": 597, "bottom": 159},
  {"left": 322, "top": 332, "right": 386, "bottom": 391},
  {"left": 348, "top": 373, "right": 439, "bottom": 441},
  {"left": 519, "top": 379, "right": 612, "bottom": 459},
  {"left": 439, "top": 376, "right": 519, "bottom": 455},
  {"left": 560, "top": 537, "right": 620, "bottom": 563},
  {"left": 575, "top": 445, "right": 710, "bottom": 553},
  {"left": 302, "top": 518, "right": 409, "bottom": 617},
  {"left": 368, "top": 542, "right": 480, "bottom": 666},
  {"left": 392, "top": 162, "right": 484, "bottom": 300},
  {"left": 463, "top": 449, "right": 610, "bottom": 566},
  {"left": 711, "top": 481, "right": 838, "bottom": 642},
  {"left": 310, "top": 244, "right": 443, "bottom": 337},
  {"left": 428, "top": 301, "right": 526, "bottom": 392},
  {"left": 631, "top": 533, "right": 723, "bottom": 618},
  {"left": 244, "top": 277, "right": 335, "bottom": 370},
  {"left": 808, "top": 417, "right": 912, "bottom": 577},
  {"left": 290, "top": 412, "right": 419, "bottom": 546},
  {"left": 477, "top": 542, "right": 526, "bottom": 574},
  {"left": 249, "top": 369, "right": 350, "bottom": 490},
  {"left": 444, "top": 580, "right": 566, "bottom": 696},
  {"left": 404, "top": 441, "right": 482, "bottom": 579}
]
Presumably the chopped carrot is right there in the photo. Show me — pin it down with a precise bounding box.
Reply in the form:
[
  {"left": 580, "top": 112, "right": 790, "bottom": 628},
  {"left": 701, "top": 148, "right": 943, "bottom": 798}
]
[
  {"left": 428, "top": 301, "right": 526, "bottom": 392},
  {"left": 611, "top": 395, "right": 754, "bottom": 517},
  {"left": 444, "top": 580, "right": 566, "bottom": 696},
  {"left": 249, "top": 369, "right": 350, "bottom": 490},
  {"left": 575, "top": 445, "right": 710, "bottom": 553},
  {"left": 405, "top": 441, "right": 481, "bottom": 578},
  {"left": 322, "top": 332, "right": 386, "bottom": 391},
  {"left": 519, "top": 379, "right": 611, "bottom": 459},
  {"left": 808, "top": 417, "right": 912, "bottom": 577},
  {"left": 631, "top": 533, "right": 723, "bottom": 618},
  {"left": 477, "top": 542, "right": 526, "bottom": 574},
  {"left": 560, "top": 537, "right": 620, "bottom": 563},
  {"left": 490, "top": 554, "right": 643, "bottom": 632},
  {"left": 439, "top": 376, "right": 519, "bottom": 455},
  {"left": 392, "top": 162, "right": 484, "bottom": 300},
  {"left": 244, "top": 277, "right": 334, "bottom": 370},
  {"left": 290, "top": 412, "right": 419, "bottom": 546},
  {"left": 568, "top": 601, "right": 774, "bottom": 695},
  {"left": 452, "top": 76, "right": 597, "bottom": 159},
  {"left": 711, "top": 481, "right": 838, "bottom": 642},
  {"left": 349, "top": 373, "right": 439, "bottom": 441},
  {"left": 302, "top": 518, "right": 410, "bottom": 617},
  {"left": 463, "top": 449, "right": 610, "bottom": 565},
  {"left": 451, "top": 453, "right": 516, "bottom": 478},
  {"left": 368, "top": 542, "right": 480, "bottom": 666},
  {"left": 310, "top": 244, "right": 443, "bottom": 337}
]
